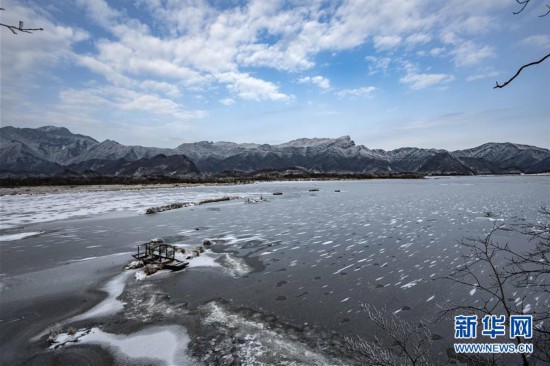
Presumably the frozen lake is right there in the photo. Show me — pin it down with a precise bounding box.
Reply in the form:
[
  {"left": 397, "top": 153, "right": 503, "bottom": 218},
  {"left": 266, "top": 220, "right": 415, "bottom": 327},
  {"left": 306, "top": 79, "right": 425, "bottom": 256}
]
[{"left": 0, "top": 176, "right": 548, "bottom": 364}]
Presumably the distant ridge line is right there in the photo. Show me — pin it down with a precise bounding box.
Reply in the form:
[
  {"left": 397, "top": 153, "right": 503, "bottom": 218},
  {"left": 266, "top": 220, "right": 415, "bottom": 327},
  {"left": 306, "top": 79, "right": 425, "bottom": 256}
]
[{"left": 1, "top": 126, "right": 549, "bottom": 176}]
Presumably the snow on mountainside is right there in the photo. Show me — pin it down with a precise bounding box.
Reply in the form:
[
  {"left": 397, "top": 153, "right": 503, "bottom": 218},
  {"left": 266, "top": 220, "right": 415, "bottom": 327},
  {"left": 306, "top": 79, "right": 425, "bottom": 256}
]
[
  {"left": 65, "top": 154, "right": 199, "bottom": 177},
  {"left": 0, "top": 142, "right": 65, "bottom": 174},
  {"left": 452, "top": 142, "right": 550, "bottom": 169},
  {"left": 177, "top": 135, "right": 389, "bottom": 172},
  {"left": 277, "top": 136, "right": 352, "bottom": 148},
  {"left": 177, "top": 135, "right": 391, "bottom": 173},
  {"left": 376, "top": 147, "right": 445, "bottom": 172},
  {"left": 176, "top": 141, "right": 262, "bottom": 161},
  {"left": 68, "top": 139, "right": 178, "bottom": 165},
  {"left": 1, "top": 126, "right": 549, "bottom": 176}
]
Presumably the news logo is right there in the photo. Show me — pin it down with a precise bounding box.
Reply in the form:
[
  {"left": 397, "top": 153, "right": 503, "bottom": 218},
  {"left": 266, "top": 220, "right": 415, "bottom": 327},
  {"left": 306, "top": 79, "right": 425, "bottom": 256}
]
[{"left": 453, "top": 314, "right": 533, "bottom": 354}]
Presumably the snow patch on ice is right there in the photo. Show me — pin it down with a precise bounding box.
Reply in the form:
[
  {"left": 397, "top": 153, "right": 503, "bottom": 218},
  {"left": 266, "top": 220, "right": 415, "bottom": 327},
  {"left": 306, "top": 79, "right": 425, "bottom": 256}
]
[
  {"left": 216, "top": 253, "right": 253, "bottom": 277},
  {"left": 0, "top": 231, "right": 44, "bottom": 241},
  {"left": 70, "top": 272, "right": 131, "bottom": 322},
  {"left": 401, "top": 279, "right": 421, "bottom": 289},
  {"left": 134, "top": 271, "right": 147, "bottom": 281},
  {"left": 50, "top": 326, "right": 192, "bottom": 365},
  {"left": 187, "top": 253, "right": 222, "bottom": 269}
]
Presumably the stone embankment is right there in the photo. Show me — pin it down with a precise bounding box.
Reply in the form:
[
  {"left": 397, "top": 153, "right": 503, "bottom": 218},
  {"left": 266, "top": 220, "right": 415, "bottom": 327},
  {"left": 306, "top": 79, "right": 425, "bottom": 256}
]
[{"left": 145, "top": 196, "right": 238, "bottom": 214}]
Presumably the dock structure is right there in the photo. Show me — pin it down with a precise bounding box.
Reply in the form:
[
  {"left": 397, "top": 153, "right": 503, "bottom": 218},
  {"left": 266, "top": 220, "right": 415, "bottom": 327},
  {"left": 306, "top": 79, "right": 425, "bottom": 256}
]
[{"left": 133, "top": 238, "right": 188, "bottom": 271}]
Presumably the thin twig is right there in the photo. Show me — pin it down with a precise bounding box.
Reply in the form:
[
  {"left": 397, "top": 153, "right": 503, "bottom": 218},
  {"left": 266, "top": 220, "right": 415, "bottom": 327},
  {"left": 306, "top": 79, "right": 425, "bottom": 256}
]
[
  {"left": 494, "top": 53, "right": 550, "bottom": 89},
  {"left": 514, "top": 0, "right": 531, "bottom": 14}
]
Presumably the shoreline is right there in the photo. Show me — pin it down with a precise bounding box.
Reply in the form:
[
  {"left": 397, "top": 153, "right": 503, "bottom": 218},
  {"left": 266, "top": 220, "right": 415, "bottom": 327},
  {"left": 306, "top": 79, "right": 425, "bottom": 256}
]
[
  {"left": 0, "top": 182, "right": 235, "bottom": 197},
  {"left": 2, "top": 173, "right": 547, "bottom": 197},
  {"left": 0, "top": 178, "right": 405, "bottom": 197}
]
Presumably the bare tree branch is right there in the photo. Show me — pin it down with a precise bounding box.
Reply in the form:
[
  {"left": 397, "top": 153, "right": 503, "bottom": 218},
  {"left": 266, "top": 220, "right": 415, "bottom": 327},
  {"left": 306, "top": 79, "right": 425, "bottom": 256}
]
[
  {"left": 0, "top": 8, "right": 43, "bottom": 34},
  {"left": 514, "top": 0, "right": 531, "bottom": 14},
  {"left": 494, "top": 1, "right": 549, "bottom": 88},
  {"left": 494, "top": 53, "right": 550, "bottom": 89},
  {"left": 513, "top": 0, "right": 550, "bottom": 16},
  {"left": 346, "top": 304, "right": 434, "bottom": 365}
]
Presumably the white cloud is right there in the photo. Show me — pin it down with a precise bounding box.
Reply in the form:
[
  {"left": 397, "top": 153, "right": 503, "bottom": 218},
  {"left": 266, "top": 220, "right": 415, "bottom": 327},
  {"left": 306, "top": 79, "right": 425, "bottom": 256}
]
[
  {"left": 400, "top": 73, "right": 455, "bottom": 90},
  {"left": 140, "top": 80, "right": 181, "bottom": 98},
  {"left": 220, "top": 98, "right": 235, "bottom": 106},
  {"left": 405, "top": 33, "right": 432, "bottom": 45},
  {"left": 440, "top": 31, "right": 459, "bottom": 45},
  {"left": 336, "top": 86, "right": 377, "bottom": 98},
  {"left": 373, "top": 35, "right": 402, "bottom": 50},
  {"left": 466, "top": 70, "right": 499, "bottom": 81},
  {"left": 366, "top": 56, "right": 391, "bottom": 75},
  {"left": 75, "top": 0, "right": 121, "bottom": 29},
  {"left": 77, "top": 55, "right": 133, "bottom": 86},
  {"left": 1, "top": 0, "right": 535, "bottom": 136},
  {"left": 216, "top": 72, "right": 290, "bottom": 101},
  {"left": 429, "top": 47, "right": 446, "bottom": 57},
  {"left": 445, "top": 15, "right": 495, "bottom": 36},
  {"left": 298, "top": 76, "right": 330, "bottom": 89},
  {"left": 59, "top": 86, "right": 204, "bottom": 121},
  {"left": 451, "top": 41, "right": 495, "bottom": 66},
  {"left": 400, "top": 60, "right": 419, "bottom": 75},
  {"left": 518, "top": 34, "right": 550, "bottom": 49},
  {"left": 46, "top": 1, "right": 508, "bottom": 95}
]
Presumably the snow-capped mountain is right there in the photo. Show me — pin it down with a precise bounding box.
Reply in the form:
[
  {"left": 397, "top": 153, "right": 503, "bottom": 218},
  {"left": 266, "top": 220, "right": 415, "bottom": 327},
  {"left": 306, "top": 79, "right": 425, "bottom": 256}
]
[
  {"left": 176, "top": 136, "right": 390, "bottom": 173},
  {"left": 0, "top": 126, "right": 98, "bottom": 165},
  {"left": 1, "top": 126, "right": 549, "bottom": 176},
  {"left": 452, "top": 142, "right": 550, "bottom": 171}
]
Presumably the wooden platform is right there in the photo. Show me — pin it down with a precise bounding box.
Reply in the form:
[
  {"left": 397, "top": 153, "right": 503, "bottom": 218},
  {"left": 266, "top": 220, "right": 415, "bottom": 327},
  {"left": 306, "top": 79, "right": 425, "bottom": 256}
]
[{"left": 133, "top": 239, "right": 188, "bottom": 271}]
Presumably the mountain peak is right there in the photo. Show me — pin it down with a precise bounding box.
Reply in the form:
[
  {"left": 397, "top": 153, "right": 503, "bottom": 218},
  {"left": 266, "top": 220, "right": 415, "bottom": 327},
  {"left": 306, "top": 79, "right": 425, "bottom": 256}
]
[
  {"left": 36, "top": 125, "right": 72, "bottom": 135},
  {"left": 278, "top": 135, "right": 353, "bottom": 148}
]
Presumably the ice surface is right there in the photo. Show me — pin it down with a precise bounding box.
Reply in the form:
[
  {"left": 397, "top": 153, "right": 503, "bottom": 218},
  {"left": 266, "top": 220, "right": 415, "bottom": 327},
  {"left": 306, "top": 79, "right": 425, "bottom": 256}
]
[{"left": 4, "top": 177, "right": 547, "bottom": 364}]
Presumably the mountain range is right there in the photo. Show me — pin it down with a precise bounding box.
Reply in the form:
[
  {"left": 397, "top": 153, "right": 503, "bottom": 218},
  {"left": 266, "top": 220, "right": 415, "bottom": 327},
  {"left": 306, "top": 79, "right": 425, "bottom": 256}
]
[{"left": 1, "top": 125, "right": 549, "bottom": 177}]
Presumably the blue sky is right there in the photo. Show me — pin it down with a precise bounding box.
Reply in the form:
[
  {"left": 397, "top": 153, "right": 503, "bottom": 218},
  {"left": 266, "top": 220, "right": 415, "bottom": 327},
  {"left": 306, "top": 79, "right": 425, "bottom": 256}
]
[{"left": 1, "top": 0, "right": 549, "bottom": 150}]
